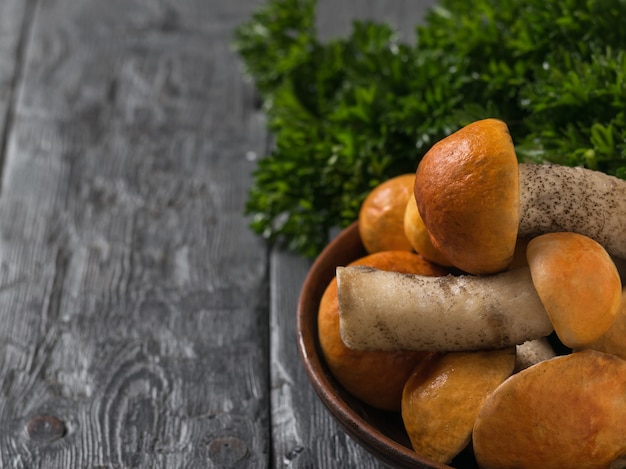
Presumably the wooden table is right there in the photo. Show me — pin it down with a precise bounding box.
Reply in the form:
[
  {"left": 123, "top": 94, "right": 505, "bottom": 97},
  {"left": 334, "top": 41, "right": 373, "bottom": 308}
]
[{"left": 0, "top": 0, "right": 435, "bottom": 467}]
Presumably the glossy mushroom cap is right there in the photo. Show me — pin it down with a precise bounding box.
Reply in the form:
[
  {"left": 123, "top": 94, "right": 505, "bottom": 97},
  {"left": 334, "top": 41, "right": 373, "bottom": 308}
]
[
  {"left": 473, "top": 350, "right": 626, "bottom": 469},
  {"left": 585, "top": 288, "right": 626, "bottom": 360},
  {"left": 526, "top": 232, "right": 622, "bottom": 349},
  {"left": 414, "top": 119, "right": 520, "bottom": 274},
  {"left": 401, "top": 348, "right": 515, "bottom": 464},
  {"left": 358, "top": 173, "right": 415, "bottom": 254},
  {"left": 403, "top": 195, "right": 452, "bottom": 267}
]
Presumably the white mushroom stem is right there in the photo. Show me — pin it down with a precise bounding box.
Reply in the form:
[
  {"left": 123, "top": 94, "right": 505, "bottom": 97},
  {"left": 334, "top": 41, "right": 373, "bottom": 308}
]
[
  {"left": 336, "top": 265, "right": 553, "bottom": 352},
  {"left": 519, "top": 163, "right": 626, "bottom": 259},
  {"left": 514, "top": 338, "right": 557, "bottom": 372}
]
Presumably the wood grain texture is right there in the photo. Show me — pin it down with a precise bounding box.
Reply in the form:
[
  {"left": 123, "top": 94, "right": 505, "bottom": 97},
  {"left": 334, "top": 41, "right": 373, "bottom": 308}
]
[
  {"left": 270, "top": 249, "right": 385, "bottom": 468},
  {"left": 0, "top": 0, "right": 440, "bottom": 467},
  {"left": 270, "top": 2, "right": 438, "bottom": 468},
  {"left": 0, "top": 0, "right": 269, "bottom": 467},
  {"left": 316, "top": 0, "right": 435, "bottom": 42},
  {"left": 0, "top": 0, "right": 33, "bottom": 158}
]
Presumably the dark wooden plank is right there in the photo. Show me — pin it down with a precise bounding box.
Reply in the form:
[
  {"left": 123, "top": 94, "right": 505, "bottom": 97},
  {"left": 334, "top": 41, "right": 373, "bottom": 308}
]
[
  {"left": 316, "top": 0, "right": 435, "bottom": 42},
  {"left": 0, "top": 0, "right": 31, "bottom": 151},
  {"left": 271, "top": 249, "right": 387, "bottom": 468},
  {"left": 0, "top": 0, "right": 270, "bottom": 467},
  {"left": 269, "top": 1, "right": 438, "bottom": 467}
]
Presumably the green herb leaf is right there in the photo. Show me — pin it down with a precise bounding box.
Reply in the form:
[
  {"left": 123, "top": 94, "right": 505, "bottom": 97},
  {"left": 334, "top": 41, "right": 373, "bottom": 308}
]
[{"left": 234, "top": 0, "right": 626, "bottom": 258}]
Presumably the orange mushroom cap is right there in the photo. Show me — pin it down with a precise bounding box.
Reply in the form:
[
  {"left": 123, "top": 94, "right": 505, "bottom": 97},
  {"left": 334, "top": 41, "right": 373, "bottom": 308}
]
[
  {"left": 403, "top": 195, "right": 452, "bottom": 267},
  {"left": 414, "top": 118, "right": 520, "bottom": 275},
  {"left": 473, "top": 350, "right": 626, "bottom": 469},
  {"left": 526, "top": 232, "right": 622, "bottom": 349}
]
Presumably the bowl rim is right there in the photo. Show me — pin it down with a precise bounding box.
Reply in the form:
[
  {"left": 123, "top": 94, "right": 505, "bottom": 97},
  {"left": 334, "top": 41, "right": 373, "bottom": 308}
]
[{"left": 296, "top": 221, "right": 452, "bottom": 469}]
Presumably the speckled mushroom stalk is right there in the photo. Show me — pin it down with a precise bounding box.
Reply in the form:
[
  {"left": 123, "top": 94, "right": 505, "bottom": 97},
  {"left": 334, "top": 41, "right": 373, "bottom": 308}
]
[
  {"left": 336, "top": 265, "right": 554, "bottom": 352},
  {"left": 518, "top": 163, "right": 626, "bottom": 260}
]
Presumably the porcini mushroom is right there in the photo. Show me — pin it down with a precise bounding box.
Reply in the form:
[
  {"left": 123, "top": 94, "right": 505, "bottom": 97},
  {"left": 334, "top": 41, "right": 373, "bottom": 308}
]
[
  {"left": 336, "top": 265, "right": 553, "bottom": 352},
  {"left": 473, "top": 350, "right": 626, "bottom": 469},
  {"left": 526, "top": 232, "right": 622, "bottom": 349},
  {"left": 415, "top": 118, "right": 626, "bottom": 274},
  {"left": 335, "top": 232, "right": 621, "bottom": 353},
  {"left": 402, "top": 347, "right": 516, "bottom": 465}
]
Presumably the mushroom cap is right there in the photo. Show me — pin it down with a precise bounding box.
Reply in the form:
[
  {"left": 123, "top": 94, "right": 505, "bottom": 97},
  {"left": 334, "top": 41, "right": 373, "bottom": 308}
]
[
  {"left": 414, "top": 118, "right": 520, "bottom": 274},
  {"left": 403, "top": 195, "right": 452, "bottom": 267},
  {"left": 585, "top": 288, "right": 626, "bottom": 360},
  {"left": 358, "top": 173, "right": 415, "bottom": 254},
  {"left": 526, "top": 232, "right": 622, "bottom": 349},
  {"left": 401, "top": 347, "right": 516, "bottom": 464},
  {"left": 473, "top": 350, "right": 626, "bottom": 469}
]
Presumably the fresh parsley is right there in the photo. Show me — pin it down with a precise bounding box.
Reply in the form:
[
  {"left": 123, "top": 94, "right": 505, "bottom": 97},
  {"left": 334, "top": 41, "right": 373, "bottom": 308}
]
[{"left": 234, "top": 0, "right": 626, "bottom": 258}]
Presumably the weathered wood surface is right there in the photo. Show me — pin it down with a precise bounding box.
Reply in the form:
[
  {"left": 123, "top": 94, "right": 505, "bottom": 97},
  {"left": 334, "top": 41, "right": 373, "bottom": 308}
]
[
  {"left": 0, "top": 0, "right": 435, "bottom": 467},
  {"left": 0, "top": 0, "right": 30, "bottom": 145},
  {"left": 269, "top": 2, "right": 435, "bottom": 468}
]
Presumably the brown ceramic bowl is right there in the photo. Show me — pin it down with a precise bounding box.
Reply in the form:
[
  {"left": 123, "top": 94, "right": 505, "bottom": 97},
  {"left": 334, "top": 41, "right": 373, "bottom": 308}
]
[{"left": 296, "top": 222, "right": 479, "bottom": 469}]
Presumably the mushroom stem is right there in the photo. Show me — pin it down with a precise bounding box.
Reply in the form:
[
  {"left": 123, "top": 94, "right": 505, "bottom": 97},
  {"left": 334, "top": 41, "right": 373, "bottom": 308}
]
[
  {"left": 519, "top": 163, "right": 626, "bottom": 260},
  {"left": 336, "top": 265, "right": 553, "bottom": 352}
]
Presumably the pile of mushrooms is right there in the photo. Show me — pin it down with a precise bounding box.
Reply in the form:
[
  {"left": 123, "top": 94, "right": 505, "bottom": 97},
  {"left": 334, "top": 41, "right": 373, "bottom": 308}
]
[
  {"left": 335, "top": 119, "right": 626, "bottom": 468},
  {"left": 337, "top": 119, "right": 625, "bottom": 353}
]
